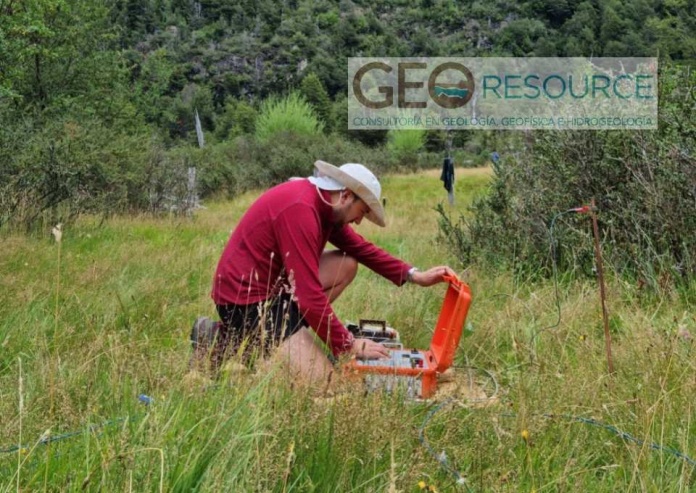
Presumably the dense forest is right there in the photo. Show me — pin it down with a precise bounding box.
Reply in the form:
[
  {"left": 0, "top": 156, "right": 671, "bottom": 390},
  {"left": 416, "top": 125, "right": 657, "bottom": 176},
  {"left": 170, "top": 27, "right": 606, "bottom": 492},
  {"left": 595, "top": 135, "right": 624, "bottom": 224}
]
[
  {"left": 1, "top": 0, "right": 695, "bottom": 283},
  {"left": 3, "top": 0, "right": 695, "bottom": 147},
  {"left": 6, "top": 0, "right": 694, "bottom": 140}
]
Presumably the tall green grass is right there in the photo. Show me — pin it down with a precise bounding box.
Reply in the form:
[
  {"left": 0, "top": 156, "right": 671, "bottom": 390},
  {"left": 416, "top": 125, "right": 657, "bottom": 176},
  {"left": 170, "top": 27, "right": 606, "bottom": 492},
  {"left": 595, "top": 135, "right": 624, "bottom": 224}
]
[{"left": 1, "top": 167, "right": 695, "bottom": 491}]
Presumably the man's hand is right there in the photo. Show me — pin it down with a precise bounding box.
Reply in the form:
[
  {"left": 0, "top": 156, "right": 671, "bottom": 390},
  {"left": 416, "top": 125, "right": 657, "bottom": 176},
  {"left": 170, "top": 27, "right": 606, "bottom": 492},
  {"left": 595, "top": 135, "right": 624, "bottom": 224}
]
[
  {"left": 351, "top": 338, "right": 390, "bottom": 360},
  {"left": 411, "top": 265, "right": 457, "bottom": 287}
]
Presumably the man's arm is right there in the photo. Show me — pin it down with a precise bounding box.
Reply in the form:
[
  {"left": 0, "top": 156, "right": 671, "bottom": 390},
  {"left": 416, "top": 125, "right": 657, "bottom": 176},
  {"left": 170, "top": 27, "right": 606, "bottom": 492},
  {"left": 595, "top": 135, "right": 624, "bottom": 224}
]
[{"left": 330, "top": 226, "right": 456, "bottom": 286}]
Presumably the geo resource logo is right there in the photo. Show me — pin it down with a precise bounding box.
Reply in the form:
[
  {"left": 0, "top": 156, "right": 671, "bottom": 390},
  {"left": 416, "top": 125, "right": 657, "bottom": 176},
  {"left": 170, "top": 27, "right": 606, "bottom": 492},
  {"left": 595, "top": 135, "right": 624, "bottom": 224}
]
[
  {"left": 348, "top": 57, "right": 658, "bottom": 130},
  {"left": 431, "top": 62, "right": 475, "bottom": 108},
  {"left": 353, "top": 61, "right": 475, "bottom": 109}
]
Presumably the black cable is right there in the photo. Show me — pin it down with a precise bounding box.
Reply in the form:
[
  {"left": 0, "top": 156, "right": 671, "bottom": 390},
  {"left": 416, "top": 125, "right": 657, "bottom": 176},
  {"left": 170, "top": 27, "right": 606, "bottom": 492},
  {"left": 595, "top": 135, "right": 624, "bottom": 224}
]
[
  {"left": 418, "top": 398, "right": 472, "bottom": 492},
  {"left": 543, "top": 414, "right": 696, "bottom": 468},
  {"left": 421, "top": 403, "right": 696, "bottom": 492},
  {"left": 0, "top": 394, "right": 152, "bottom": 456},
  {"left": 530, "top": 208, "right": 584, "bottom": 343}
]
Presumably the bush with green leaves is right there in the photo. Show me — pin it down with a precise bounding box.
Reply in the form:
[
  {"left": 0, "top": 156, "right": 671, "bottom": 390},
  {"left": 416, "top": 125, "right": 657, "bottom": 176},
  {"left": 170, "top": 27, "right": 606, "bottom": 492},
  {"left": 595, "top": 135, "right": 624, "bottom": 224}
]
[
  {"left": 0, "top": 116, "right": 147, "bottom": 229},
  {"left": 0, "top": 117, "right": 394, "bottom": 230},
  {"left": 438, "top": 65, "right": 696, "bottom": 289},
  {"left": 255, "top": 93, "right": 324, "bottom": 142},
  {"left": 386, "top": 129, "right": 426, "bottom": 169},
  {"left": 213, "top": 133, "right": 390, "bottom": 195},
  {"left": 0, "top": 114, "right": 220, "bottom": 230},
  {"left": 214, "top": 99, "right": 258, "bottom": 140},
  {"left": 300, "top": 72, "right": 332, "bottom": 131}
]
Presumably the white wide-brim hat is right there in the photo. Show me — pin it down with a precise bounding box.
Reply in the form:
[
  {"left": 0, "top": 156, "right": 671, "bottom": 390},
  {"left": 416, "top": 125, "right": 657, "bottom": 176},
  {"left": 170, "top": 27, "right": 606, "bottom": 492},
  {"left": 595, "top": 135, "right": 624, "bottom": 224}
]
[{"left": 308, "top": 160, "right": 386, "bottom": 227}]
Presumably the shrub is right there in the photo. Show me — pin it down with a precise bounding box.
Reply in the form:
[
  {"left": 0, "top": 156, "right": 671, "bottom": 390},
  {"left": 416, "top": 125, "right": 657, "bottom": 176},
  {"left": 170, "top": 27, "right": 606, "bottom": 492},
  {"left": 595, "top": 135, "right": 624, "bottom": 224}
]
[
  {"left": 0, "top": 115, "right": 221, "bottom": 229},
  {"left": 0, "top": 113, "right": 393, "bottom": 230},
  {"left": 168, "top": 132, "right": 392, "bottom": 203},
  {"left": 0, "top": 116, "right": 153, "bottom": 229},
  {"left": 226, "top": 133, "right": 391, "bottom": 194},
  {"left": 386, "top": 129, "right": 426, "bottom": 169},
  {"left": 438, "top": 65, "right": 696, "bottom": 288},
  {"left": 157, "top": 143, "right": 242, "bottom": 204},
  {"left": 214, "top": 99, "right": 257, "bottom": 140},
  {"left": 300, "top": 73, "right": 332, "bottom": 131},
  {"left": 255, "top": 93, "right": 324, "bottom": 142}
]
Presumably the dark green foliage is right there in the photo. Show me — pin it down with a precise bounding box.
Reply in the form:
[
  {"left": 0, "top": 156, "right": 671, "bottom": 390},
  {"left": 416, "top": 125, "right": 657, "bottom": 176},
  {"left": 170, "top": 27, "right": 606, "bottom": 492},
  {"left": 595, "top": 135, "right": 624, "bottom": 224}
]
[
  {"left": 0, "top": 1, "right": 127, "bottom": 115},
  {"left": 164, "top": 83, "right": 215, "bottom": 144},
  {"left": 438, "top": 66, "right": 696, "bottom": 287},
  {"left": 214, "top": 98, "right": 257, "bottom": 140},
  {"left": 0, "top": 116, "right": 199, "bottom": 229},
  {"left": 300, "top": 73, "right": 332, "bottom": 132},
  {"left": 330, "top": 95, "right": 389, "bottom": 147},
  {"left": 0, "top": 0, "right": 158, "bottom": 228},
  {"left": 102, "top": 0, "right": 696, "bottom": 126},
  {"left": 497, "top": 19, "right": 550, "bottom": 56},
  {"left": 197, "top": 133, "right": 390, "bottom": 198}
]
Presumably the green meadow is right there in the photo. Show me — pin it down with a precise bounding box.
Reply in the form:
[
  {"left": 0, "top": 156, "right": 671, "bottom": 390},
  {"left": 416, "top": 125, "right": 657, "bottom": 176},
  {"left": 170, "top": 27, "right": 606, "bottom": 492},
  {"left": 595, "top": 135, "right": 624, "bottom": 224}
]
[{"left": 1, "top": 168, "right": 694, "bottom": 492}]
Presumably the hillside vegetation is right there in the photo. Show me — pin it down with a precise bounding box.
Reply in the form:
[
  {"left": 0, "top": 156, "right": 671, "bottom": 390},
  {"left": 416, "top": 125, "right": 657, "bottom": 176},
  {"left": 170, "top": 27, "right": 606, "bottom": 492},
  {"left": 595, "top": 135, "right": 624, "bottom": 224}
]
[{"left": 1, "top": 1, "right": 694, "bottom": 211}]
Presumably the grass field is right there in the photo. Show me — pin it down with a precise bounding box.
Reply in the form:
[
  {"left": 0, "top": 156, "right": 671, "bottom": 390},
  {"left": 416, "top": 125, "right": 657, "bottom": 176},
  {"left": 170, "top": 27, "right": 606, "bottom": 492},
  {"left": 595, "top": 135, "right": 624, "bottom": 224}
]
[{"left": 1, "top": 167, "right": 695, "bottom": 492}]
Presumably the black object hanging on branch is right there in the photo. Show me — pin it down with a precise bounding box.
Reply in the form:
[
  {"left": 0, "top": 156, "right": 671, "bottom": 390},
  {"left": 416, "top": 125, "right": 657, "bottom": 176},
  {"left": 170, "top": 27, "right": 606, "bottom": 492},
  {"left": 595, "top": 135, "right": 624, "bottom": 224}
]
[
  {"left": 441, "top": 156, "right": 455, "bottom": 205},
  {"left": 440, "top": 130, "right": 455, "bottom": 204}
]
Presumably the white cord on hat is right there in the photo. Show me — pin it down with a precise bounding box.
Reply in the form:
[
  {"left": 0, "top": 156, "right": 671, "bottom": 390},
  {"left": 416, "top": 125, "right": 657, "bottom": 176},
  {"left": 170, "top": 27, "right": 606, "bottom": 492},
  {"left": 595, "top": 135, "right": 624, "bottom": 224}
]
[{"left": 315, "top": 185, "right": 346, "bottom": 207}]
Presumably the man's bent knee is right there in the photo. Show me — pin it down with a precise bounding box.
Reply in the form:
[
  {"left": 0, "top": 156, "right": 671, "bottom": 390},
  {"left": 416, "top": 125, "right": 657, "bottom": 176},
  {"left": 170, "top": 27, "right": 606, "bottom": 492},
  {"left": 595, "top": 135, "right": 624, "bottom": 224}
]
[
  {"left": 340, "top": 255, "right": 358, "bottom": 283},
  {"left": 319, "top": 251, "right": 357, "bottom": 297},
  {"left": 272, "top": 328, "right": 334, "bottom": 387}
]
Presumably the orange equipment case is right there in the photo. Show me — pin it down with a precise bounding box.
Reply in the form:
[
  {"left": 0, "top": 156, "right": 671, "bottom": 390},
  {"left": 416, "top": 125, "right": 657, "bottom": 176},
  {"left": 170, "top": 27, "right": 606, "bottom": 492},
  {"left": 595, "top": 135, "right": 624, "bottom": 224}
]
[{"left": 345, "top": 275, "right": 472, "bottom": 399}]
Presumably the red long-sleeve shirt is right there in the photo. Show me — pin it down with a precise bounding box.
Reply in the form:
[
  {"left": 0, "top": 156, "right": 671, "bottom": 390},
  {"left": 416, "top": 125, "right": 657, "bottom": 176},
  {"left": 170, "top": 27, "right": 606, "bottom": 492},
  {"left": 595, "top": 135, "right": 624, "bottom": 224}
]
[{"left": 212, "top": 179, "right": 411, "bottom": 356}]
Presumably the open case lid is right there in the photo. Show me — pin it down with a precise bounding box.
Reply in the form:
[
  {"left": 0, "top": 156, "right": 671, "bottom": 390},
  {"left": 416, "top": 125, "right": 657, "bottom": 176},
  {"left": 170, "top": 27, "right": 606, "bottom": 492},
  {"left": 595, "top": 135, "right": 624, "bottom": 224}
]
[{"left": 429, "top": 274, "right": 472, "bottom": 372}]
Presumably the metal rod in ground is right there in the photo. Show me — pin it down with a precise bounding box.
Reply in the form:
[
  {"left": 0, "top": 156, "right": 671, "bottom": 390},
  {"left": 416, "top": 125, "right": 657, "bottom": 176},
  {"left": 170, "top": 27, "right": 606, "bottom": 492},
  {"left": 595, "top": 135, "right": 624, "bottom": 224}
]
[{"left": 590, "top": 198, "right": 614, "bottom": 375}]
